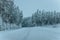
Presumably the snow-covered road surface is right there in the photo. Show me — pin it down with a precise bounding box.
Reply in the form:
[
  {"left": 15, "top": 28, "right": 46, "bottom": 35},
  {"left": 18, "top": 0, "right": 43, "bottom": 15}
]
[{"left": 0, "top": 27, "right": 60, "bottom": 40}]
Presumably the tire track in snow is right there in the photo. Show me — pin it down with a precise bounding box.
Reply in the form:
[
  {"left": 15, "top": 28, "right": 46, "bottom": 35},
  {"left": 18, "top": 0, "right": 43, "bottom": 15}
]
[{"left": 22, "top": 28, "right": 32, "bottom": 40}]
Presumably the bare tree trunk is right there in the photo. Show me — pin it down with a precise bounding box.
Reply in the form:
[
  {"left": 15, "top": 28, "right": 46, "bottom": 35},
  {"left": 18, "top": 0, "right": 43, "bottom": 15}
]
[
  {"left": 0, "top": 25, "right": 1, "bottom": 31},
  {"left": 10, "top": 23, "right": 11, "bottom": 30},
  {"left": 6, "top": 23, "right": 7, "bottom": 30},
  {"left": 2, "top": 21, "right": 4, "bottom": 30}
]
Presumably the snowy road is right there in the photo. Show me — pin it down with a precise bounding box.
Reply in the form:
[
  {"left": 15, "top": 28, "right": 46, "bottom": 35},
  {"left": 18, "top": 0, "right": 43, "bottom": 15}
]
[{"left": 0, "top": 27, "right": 60, "bottom": 40}]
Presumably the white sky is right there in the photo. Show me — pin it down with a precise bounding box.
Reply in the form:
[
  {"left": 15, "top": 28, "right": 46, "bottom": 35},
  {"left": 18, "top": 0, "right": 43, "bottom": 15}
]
[{"left": 14, "top": 0, "right": 60, "bottom": 17}]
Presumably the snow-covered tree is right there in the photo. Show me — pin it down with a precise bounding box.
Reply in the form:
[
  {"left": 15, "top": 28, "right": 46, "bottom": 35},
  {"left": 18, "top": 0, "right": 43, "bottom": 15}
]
[
  {"left": 11, "top": 6, "right": 23, "bottom": 28},
  {"left": 22, "top": 17, "right": 32, "bottom": 27},
  {"left": 32, "top": 9, "right": 60, "bottom": 27},
  {"left": 0, "top": 0, "right": 23, "bottom": 30}
]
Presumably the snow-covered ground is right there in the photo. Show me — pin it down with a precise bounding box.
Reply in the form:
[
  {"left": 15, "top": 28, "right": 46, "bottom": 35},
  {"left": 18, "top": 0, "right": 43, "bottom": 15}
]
[{"left": 0, "top": 26, "right": 60, "bottom": 40}]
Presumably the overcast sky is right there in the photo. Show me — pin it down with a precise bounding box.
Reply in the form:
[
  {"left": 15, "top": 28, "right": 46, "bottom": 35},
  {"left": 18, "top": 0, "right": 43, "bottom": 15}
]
[{"left": 14, "top": 0, "right": 60, "bottom": 17}]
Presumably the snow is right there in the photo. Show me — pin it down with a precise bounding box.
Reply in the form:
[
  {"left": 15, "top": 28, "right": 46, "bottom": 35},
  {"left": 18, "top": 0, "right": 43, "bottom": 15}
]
[{"left": 0, "top": 26, "right": 60, "bottom": 40}]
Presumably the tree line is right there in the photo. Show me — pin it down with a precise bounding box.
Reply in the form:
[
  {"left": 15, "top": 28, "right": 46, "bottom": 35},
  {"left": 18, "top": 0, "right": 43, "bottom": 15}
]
[{"left": 22, "top": 9, "right": 60, "bottom": 27}]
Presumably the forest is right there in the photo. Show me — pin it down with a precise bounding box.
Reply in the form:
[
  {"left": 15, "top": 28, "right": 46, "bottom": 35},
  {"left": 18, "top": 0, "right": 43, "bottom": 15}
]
[{"left": 0, "top": 0, "right": 60, "bottom": 31}]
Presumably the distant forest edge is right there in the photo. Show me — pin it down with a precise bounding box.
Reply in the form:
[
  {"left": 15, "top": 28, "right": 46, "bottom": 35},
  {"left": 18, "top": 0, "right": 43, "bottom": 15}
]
[
  {"left": 22, "top": 9, "right": 60, "bottom": 27},
  {"left": 0, "top": 0, "right": 60, "bottom": 31}
]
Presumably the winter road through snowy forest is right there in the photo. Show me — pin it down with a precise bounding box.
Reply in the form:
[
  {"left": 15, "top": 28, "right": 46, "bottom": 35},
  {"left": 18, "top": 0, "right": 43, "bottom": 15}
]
[{"left": 0, "top": 27, "right": 60, "bottom": 40}]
